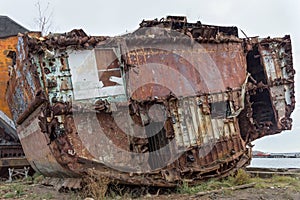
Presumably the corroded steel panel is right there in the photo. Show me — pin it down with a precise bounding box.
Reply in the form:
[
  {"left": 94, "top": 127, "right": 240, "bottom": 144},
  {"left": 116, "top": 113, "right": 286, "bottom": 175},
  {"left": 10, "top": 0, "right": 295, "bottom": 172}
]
[
  {"left": 17, "top": 105, "right": 76, "bottom": 177},
  {"left": 0, "top": 157, "right": 29, "bottom": 167},
  {"left": 4, "top": 16, "right": 295, "bottom": 187},
  {"left": 123, "top": 38, "right": 246, "bottom": 101},
  {"left": 259, "top": 37, "right": 295, "bottom": 130},
  {"left": 0, "top": 36, "right": 18, "bottom": 118},
  {"left": 125, "top": 48, "right": 209, "bottom": 100},
  {"left": 6, "top": 36, "right": 46, "bottom": 124}
]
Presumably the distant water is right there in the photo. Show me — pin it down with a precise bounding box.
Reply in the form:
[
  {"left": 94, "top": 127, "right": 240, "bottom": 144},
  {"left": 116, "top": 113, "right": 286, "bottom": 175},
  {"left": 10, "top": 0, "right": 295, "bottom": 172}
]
[{"left": 249, "top": 158, "right": 300, "bottom": 168}]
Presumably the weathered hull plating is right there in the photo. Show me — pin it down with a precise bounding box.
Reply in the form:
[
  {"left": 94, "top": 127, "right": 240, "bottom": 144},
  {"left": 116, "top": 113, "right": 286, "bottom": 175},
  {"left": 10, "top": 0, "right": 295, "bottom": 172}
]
[
  {"left": 0, "top": 35, "right": 32, "bottom": 177},
  {"left": 5, "top": 16, "right": 295, "bottom": 186},
  {"left": 0, "top": 36, "right": 17, "bottom": 119}
]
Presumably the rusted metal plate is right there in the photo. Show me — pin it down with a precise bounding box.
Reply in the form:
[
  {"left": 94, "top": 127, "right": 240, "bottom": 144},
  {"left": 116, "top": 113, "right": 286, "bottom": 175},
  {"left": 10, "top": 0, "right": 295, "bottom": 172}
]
[
  {"left": 0, "top": 157, "right": 29, "bottom": 167},
  {"left": 0, "top": 35, "right": 32, "bottom": 178},
  {"left": 4, "top": 16, "right": 295, "bottom": 187},
  {"left": 259, "top": 36, "right": 295, "bottom": 130},
  {"left": 123, "top": 35, "right": 246, "bottom": 101},
  {"left": 6, "top": 35, "right": 46, "bottom": 124},
  {"left": 0, "top": 36, "right": 18, "bottom": 119},
  {"left": 239, "top": 36, "right": 295, "bottom": 142},
  {"left": 17, "top": 105, "right": 76, "bottom": 177},
  {"left": 170, "top": 94, "right": 241, "bottom": 149}
]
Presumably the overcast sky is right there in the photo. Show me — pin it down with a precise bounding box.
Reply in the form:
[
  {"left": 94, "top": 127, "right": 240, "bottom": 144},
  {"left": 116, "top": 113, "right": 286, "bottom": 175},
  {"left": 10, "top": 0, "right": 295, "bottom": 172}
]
[{"left": 2, "top": 0, "right": 300, "bottom": 153}]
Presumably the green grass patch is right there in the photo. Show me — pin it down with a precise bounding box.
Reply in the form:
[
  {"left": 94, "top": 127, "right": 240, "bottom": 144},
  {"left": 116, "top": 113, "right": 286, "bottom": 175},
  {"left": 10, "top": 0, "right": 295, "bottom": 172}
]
[
  {"left": 0, "top": 182, "right": 27, "bottom": 198},
  {"left": 178, "top": 169, "right": 252, "bottom": 195},
  {"left": 33, "top": 172, "right": 44, "bottom": 184},
  {"left": 3, "top": 192, "right": 16, "bottom": 199}
]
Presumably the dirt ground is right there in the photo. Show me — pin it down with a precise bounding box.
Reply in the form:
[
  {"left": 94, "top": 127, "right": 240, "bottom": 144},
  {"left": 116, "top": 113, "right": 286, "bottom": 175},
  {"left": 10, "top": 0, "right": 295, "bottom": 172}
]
[
  {"left": 1, "top": 169, "right": 300, "bottom": 200},
  {"left": 154, "top": 188, "right": 300, "bottom": 200},
  {"left": 1, "top": 182, "right": 300, "bottom": 200}
]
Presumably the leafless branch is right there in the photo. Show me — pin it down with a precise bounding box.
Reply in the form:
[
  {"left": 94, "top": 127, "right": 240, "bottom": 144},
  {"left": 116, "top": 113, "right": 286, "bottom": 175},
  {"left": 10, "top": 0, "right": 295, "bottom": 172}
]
[{"left": 34, "top": 1, "right": 53, "bottom": 35}]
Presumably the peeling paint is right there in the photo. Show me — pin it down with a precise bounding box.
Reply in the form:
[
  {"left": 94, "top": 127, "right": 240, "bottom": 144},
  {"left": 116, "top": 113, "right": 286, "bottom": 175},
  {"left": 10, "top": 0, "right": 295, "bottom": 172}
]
[{"left": 5, "top": 16, "right": 295, "bottom": 187}]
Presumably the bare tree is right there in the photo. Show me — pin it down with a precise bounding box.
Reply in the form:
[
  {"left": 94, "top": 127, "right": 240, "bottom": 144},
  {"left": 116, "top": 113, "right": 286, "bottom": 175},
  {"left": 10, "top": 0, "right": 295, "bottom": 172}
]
[{"left": 34, "top": 1, "right": 53, "bottom": 35}]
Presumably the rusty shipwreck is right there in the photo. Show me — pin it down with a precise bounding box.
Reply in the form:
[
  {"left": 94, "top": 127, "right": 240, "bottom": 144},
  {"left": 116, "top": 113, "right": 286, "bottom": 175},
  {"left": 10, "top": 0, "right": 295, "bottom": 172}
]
[{"left": 5, "top": 16, "right": 295, "bottom": 186}]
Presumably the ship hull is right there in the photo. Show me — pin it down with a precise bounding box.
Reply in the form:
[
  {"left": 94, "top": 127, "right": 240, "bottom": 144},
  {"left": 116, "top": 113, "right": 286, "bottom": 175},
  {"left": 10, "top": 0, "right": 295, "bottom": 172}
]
[{"left": 5, "top": 16, "right": 295, "bottom": 186}]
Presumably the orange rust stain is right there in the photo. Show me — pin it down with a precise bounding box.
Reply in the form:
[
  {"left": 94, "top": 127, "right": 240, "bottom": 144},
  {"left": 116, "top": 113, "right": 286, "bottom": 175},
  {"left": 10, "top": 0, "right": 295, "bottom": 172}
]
[
  {"left": 0, "top": 32, "right": 40, "bottom": 119},
  {"left": 0, "top": 36, "right": 18, "bottom": 118}
]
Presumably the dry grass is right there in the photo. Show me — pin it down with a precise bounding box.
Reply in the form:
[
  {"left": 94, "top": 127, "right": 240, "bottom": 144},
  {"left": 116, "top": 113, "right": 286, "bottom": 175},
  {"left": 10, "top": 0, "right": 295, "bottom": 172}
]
[
  {"left": 178, "top": 169, "right": 300, "bottom": 195},
  {"left": 81, "top": 171, "right": 110, "bottom": 199},
  {"left": 1, "top": 169, "right": 299, "bottom": 199}
]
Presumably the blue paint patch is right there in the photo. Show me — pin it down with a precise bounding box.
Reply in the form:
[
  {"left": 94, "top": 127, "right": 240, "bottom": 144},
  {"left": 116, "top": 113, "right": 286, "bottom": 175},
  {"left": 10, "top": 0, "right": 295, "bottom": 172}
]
[{"left": 25, "top": 72, "right": 36, "bottom": 96}]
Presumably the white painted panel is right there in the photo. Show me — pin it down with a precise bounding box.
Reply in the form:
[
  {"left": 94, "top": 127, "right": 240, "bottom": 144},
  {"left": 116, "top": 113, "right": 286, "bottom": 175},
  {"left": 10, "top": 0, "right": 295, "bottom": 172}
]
[
  {"left": 98, "top": 85, "right": 125, "bottom": 97},
  {"left": 177, "top": 106, "right": 190, "bottom": 147},
  {"left": 68, "top": 50, "right": 125, "bottom": 100},
  {"left": 190, "top": 99, "right": 201, "bottom": 143},
  {"left": 284, "top": 85, "right": 292, "bottom": 105},
  {"left": 261, "top": 50, "right": 276, "bottom": 82},
  {"left": 211, "top": 119, "right": 219, "bottom": 140},
  {"left": 68, "top": 50, "right": 100, "bottom": 100}
]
